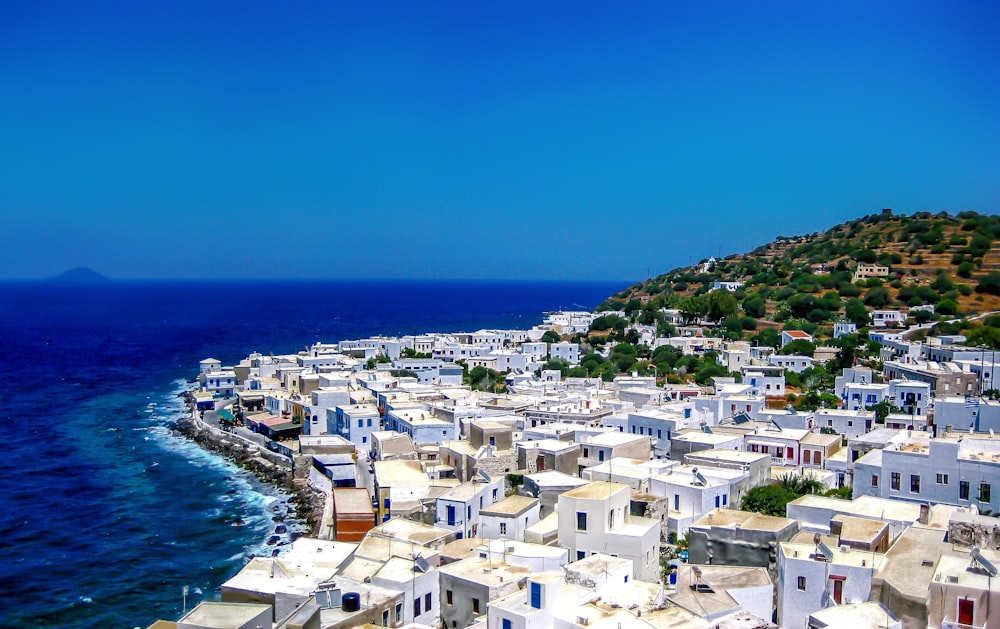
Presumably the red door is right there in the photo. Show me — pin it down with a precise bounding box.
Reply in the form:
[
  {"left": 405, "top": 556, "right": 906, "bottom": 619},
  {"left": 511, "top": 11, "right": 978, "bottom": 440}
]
[
  {"left": 832, "top": 579, "right": 843, "bottom": 605},
  {"left": 787, "top": 447, "right": 794, "bottom": 461},
  {"left": 959, "top": 598, "right": 974, "bottom": 625}
]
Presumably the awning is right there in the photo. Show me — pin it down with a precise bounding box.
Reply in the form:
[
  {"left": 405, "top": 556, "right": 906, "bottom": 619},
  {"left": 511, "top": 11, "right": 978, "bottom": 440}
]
[
  {"left": 746, "top": 440, "right": 788, "bottom": 449},
  {"left": 218, "top": 409, "right": 236, "bottom": 421}
]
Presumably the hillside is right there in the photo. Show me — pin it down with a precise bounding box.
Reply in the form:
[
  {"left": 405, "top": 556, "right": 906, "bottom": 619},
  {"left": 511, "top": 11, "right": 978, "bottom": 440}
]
[
  {"left": 600, "top": 210, "right": 1000, "bottom": 334},
  {"left": 536, "top": 210, "right": 1000, "bottom": 391}
]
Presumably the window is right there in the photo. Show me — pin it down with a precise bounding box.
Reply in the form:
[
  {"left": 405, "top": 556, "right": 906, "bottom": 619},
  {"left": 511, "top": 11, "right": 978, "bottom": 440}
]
[
  {"left": 425, "top": 593, "right": 431, "bottom": 612},
  {"left": 502, "top": 620, "right": 512, "bottom": 629},
  {"left": 871, "top": 475, "right": 879, "bottom": 488},
  {"left": 910, "top": 475, "right": 920, "bottom": 493},
  {"left": 446, "top": 590, "right": 453, "bottom": 606},
  {"left": 722, "top": 494, "right": 727, "bottom": 506},
  {"left": 395, "top": 603, "right": 402, "bottom": 623},
  {"left": 891, "top": 472, "right": 900, "bottom": 491},
  {"left": 414, "top": 598, "right": 421, "bottom": 617},
  {"left": 715, "top": 495, "right": 720, "bottom": 508},
  {"left": 609, "top": 510, "right": 615, "bottom": 529},
  {"left": 583, "top": 448, "right": 589, "bottom": 458},
  {"left": 367, "top": 418, "right": 373, "bottom": 426},
  {"left": 472, "top": 598, "right": 480, "bottom": 614},
  {"left": 961, "top": 481, "right": 970, "bottom": 500},
  {"left": 937, "top": 473, "right": 949, "bottom": 485},
  {"left": 500, "top": 522, "right": 507, "bottom": 535},
  {"left": 797, "top": 576, "right": 806, "bottom": 591},
  {"left": 847, "top": 421, "right": 853, "bottom": 427},
  {"left": 382, "top": 610, "right": 390, "bottom": 626},
  {"left": 577, "top": 512, "right": 587, "bottom": 531},
  {"left": 674, "top": 495, "right": 680, "bottom": 510},
  {"left": 577, "top": 550, "right": 585, "bottom": 560},
  {"left": 598, "top": 450, "right": 605, "bottom": 462},
  {"left": 493, "top": 488, "right": 499, "bottom": 502},
  {"left": 981, "top": 483, "right": 992, "bottom": 503}
]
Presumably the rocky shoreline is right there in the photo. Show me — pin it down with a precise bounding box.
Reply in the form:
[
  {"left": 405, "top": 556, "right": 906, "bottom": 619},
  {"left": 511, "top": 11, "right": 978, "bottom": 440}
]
[{"left": 173, "top": 409, "right": 327, "bottom": 537}]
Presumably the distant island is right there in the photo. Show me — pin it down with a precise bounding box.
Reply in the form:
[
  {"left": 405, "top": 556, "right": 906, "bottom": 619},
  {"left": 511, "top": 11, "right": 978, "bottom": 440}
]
[{"left": 48, "top": 267, "right": 110, "bottom": 283}]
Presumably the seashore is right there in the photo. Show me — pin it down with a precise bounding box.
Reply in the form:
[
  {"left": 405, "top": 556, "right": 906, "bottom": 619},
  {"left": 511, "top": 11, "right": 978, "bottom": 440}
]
[{"left": 174, "top": 389, "right": 328, "bottom": 538}]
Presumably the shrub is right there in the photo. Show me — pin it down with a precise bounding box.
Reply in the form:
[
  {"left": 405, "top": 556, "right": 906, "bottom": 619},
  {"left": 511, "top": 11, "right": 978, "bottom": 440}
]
[{"left": 977, "top": 273, "right": 1000, "bottom": 296}]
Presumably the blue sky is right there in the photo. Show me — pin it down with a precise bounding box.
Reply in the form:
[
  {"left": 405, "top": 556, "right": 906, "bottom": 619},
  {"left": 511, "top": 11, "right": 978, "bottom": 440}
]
[{"left": 1, "top": 1, "right": 997, "bottom": 281}]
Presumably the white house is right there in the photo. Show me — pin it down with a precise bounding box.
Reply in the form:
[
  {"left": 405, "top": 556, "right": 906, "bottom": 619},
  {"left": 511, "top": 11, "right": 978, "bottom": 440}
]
[
  {"left": 833, "top": 321, "right": 858, "bottom": 339},
  {"left": 385, "top": 408, "right": 455, "bottom": 444},
  {"left": 781, "top": 329, "right": 814, "bottom": 348},
  {"left": 435, "top": 476, "right": 506, "bottom": 539},
  {"left": 329, "top": 404, "right": 381, "bottom": 449},
  {"left": 842, "top": 382, "right": 888, "bottom": 411},
  {"left": 770, "top": 354, "right": 815, "bottom": 374},
  {"left": 742, "top": 365, "right": 786, "bottom": 397},
  {"left": 888, "top": 379, "right": 931, "bottom": 417},
  {"left": 871, "top": 310, "right": 908, "bottom": 328},
  {"left": 549, "top": 342, "right": 580, "bottom": 365},
  {"left": 777, "top": 539, "right": 882, "bottom": 629},
  {"left": 201, "top": 370, "right": 237, "bottom": 398},
  {"left": 855, "top": 436, "right": 1000, "bottom": 515},
  {"left": 712, "top": 280, "right": 743, "bottom": 292},
  {"left": 814, "top": 409, "right": 875, "bottom": 440},
  {"left": 649, "top": 464, "right": 738, "bottom": 537},
  {"left": 556, "top": 481, "right": 660, "bottom": 581},
  {"left": 479, "top": 495, "right": 541, "bottom": 542}
]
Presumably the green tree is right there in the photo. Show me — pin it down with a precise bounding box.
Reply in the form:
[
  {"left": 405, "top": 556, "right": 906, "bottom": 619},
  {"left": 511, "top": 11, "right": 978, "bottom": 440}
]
[
  {"left": 780, "top": 338, "right": 817, "bottom": 356},
  {"left": 864, "top": 286, "right": 891, "bottom": 308},
  {"left": 740, "top": 484, "right": 800, "bottom": 517},
  {"left": 845, "top": 299, "right": 869, "bottom": 329},
  {"left": 541, "top": 330, "right": 562, "bottom": 344},
  {"left": 708, "top": 289, "right": 739, "bottom": 322},
  {"left": 977, "top": 273, "right": 1000, "bottom": 296},
  {"left": 742, "top": 294, "right": 767, "bottom": 318},
  {"left": 678, "top": 295, "right": 709, "bottom": 324}
]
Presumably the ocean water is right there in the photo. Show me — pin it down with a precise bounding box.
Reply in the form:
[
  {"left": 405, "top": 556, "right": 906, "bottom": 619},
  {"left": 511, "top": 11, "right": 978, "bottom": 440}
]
[{"left": 0, "top": 279, "right": 623, "bottom": 628}]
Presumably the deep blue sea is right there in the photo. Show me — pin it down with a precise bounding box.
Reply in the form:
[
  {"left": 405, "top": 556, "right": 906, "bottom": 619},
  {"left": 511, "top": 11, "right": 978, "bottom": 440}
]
[{"left": 0, "top": 279, "right": 623, "bottom": 628}]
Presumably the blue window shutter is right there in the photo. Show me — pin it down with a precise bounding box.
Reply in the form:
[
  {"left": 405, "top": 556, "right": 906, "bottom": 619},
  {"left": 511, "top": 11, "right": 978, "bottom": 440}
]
[{"left": 530, "top": 582, "right": 541, "bottom": 609}]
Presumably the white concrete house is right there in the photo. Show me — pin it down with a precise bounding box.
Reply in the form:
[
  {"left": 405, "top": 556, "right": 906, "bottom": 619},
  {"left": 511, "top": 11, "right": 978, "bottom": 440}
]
[
  {"left": 871, "top": 310, "right": 908, "bottom": 328},
  {"left": 479, "top": 496, "right": 541, "bottom": 542},
  {"left": 778, "top": 540, "right": 882, "bottom": 629},
  {"left": 556, "top": 482, "right": 660, "bottom": 581},
  {"left": 888, "top": 379, "right": 931, "bottom": 417},
  {"left": 781, "top": 329, "right": 814, "bottom": 348},
  {"left": 549, "top": 342, "right": 580, "bottom": 365},
  {"left": 814, "top": 409, "right": 875, "bottom": 440},
  {"left": 649, "top": 464, "right": 736, "bottom": 537},
  {"left": 385, "top": 407, "right": 455, "bottom": 444},
  {"left": 833, "top": 321, "right": 858, "bottom": 339},
  {"left": 856, "top": 436, "right": 1000, "bottom": 514},
  {"left": 435, "top": 476, "right": 506, "bottom": 540},
  {"left": 742, "top": 365, "right": 786, "bottom": 397},
  {"left": 770, "top": 354, "right": 815, "bottom": 374}
]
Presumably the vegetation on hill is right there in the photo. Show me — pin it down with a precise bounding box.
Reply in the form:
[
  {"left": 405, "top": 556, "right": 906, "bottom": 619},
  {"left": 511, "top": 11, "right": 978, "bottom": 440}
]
[{"left": 543, "top": 210, "right": 1000, "bottom": 397}]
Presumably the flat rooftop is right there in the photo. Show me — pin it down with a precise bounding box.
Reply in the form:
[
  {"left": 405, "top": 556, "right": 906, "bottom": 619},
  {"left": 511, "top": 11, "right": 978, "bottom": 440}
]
[
  {"left": 562, "top": 481, "right": 629, "bottom": 500},
  {"left": 692, "top": 508, "right": 796, "bottom": 533},
  {"left": 480, "top": 495, "right": 538, "bottom": 517},
  {"left": 179, "top": 602, "right": 270, "bottom": 628}
]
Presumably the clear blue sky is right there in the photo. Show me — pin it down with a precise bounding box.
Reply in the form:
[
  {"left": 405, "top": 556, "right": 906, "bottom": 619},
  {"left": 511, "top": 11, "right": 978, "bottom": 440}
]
[{"left": 1, "top": 1, "right": 997, "bottom": 281}]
